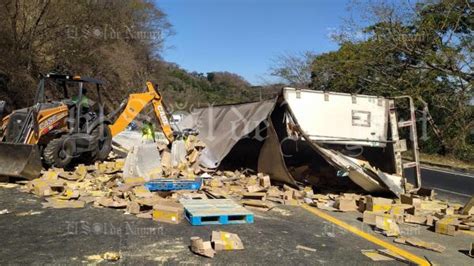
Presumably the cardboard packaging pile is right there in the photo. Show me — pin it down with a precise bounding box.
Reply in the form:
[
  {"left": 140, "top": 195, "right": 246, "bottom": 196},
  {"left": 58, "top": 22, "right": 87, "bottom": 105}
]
[
  {"left": 19, "top": 136, "right": 305, "bottom": 222},
  {"left": 307, "top": 189, "right": 474, "bottom": 253}
]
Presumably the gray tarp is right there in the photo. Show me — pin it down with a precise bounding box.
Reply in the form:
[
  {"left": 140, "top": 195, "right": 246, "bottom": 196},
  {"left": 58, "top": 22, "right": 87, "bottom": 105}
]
[{"left": 180, "top": 99, "right": 277, "bottom": 169}]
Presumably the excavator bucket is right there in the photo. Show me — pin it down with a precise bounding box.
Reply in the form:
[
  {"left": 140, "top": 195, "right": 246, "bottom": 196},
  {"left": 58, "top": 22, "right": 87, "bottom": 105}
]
[{"left": 0, "top": 143, "right": 42, "bottom": 180}]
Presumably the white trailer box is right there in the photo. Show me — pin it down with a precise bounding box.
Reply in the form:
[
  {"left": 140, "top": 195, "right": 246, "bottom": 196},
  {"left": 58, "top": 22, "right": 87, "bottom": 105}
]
[{"left": 283, "top": 88, "right": 389, "bottom": 147}]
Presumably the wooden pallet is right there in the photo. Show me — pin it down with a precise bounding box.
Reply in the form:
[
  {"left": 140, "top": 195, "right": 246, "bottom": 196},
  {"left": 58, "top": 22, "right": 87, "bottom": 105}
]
[{"left": 181, "top": 199, "right": 254, "bottom": 226}]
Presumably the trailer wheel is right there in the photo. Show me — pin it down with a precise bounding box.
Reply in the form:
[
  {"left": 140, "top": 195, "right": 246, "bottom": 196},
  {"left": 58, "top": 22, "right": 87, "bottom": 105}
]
[{"left": 43, "top": 136, "right": 74, "bottom": 168}]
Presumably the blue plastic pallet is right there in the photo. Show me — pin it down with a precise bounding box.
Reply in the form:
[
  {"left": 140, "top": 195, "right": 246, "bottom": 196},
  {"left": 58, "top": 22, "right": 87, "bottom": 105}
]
[
  {"left": 180, "top": 199, "right": 254, "bottom": 226},
  {"left": 144, "top": 178, "right": 202, "bottom": 191}
]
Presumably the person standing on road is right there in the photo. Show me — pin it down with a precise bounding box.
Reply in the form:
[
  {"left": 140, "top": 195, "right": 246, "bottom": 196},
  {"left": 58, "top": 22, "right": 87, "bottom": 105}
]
[{"left": 141, "top": 119, "right": 156, "bottom": 143}]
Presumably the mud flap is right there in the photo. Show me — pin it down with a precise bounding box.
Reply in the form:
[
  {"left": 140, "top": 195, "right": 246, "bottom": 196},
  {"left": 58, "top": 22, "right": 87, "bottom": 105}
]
[{"left": 0, "top": 143, "right": 42, "bottom": 180}]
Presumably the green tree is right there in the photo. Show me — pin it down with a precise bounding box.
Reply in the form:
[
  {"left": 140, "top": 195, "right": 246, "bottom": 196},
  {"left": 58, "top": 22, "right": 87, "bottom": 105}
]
[{"left": 311, "top": 0, "right": 473, "bottom": 161}]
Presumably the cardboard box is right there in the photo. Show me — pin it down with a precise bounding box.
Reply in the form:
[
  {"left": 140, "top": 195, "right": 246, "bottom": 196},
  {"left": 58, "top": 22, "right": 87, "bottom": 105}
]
[
  {"left": 404, "top": 214, "right": 427, "bottom": 225},
  {"left": 426, "top": 215, "right": 438, "bottom": 226},
  {"left": 358, "top": 197, "right": 366, "bottom": 213},
  {"left": 246, "top": 184, "right": 263, "bottom": 193},
  {"left": 407, "top": 207, "right": 432, "bottom": 216},
  {"left": 435, "top": 217, "right": 458, "bottom": 236},
  {"left": 211, "top": 231, "right": 244, "bottom": 251},
  {"left": 152, "top": 200, "right": 183, "bottom": 224},
  {"left": 366, "top": 196, "right": 393, "bottom": 213},
  {"left": 389, "top": 204, "right": 413, "bottom": 215},
  {"left": 132, "top": 185, "right": 153, "bottom": 198},
  {"left": 259, "top": 175, "right": 271, "bottom": 188},
  {"left": 190, "top": 237, "right": 215, "bottom": 258},
  {"left": 416, "top": 187, "right": 436, "bottom": 200},
  {"left": 241, "top": 199, "right": 272, "bottom": 209},
  {"left": 336, "top": 199, "right": 358, "bottom": 212},
  {"left": 419, "top": 200, "right": 448, "bottom": 212},
  {"left": 375, "top": 215, "right": 400, "bottom": 236},
  {"left": 443, "top": 207, "right": 455, "bottom": 215},
  {"left": 126, "top": 201, "right": 141, "bottom": 214},
  {"left": 363, "top": 211, "right": 378, "bottom": 225},
  {"left": 462, "top": 196, "right": 474, "bottom": 215},
  {"left": 363, "top": 211, "right": 392, "bottom": 226},
  {"left": 242, "top": 192, "right": 266, "bottom": 201},
  {"left": 284, "top": 199, "right": 300, "bottom": 206},
  {"left": 400, "top": 194, "right": 422, "bottom": 208}
]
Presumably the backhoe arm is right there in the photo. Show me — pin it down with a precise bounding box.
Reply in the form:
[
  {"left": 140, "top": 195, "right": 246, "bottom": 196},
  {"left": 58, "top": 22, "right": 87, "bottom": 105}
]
[
  {"left": 108, "top": 82, "right": 175, "bottom": 143},
  {"left": 147, "top": 81, "right": 174, "bottom": 143}
]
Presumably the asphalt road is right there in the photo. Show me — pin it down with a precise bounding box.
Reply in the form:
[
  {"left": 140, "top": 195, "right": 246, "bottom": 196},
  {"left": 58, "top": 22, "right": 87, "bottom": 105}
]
[
  {"left": 2, "top": 187, "right": 473, "bottom": 265},
  {"left": 404, "top": 165, "right": 474, "bottom": 203},
  {"left": 0, "top": 188, "right": 395, "bottom": 265}
]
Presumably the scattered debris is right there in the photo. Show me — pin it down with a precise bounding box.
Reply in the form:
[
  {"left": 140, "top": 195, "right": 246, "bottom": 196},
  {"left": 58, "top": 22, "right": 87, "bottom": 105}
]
[
  {"left": 0, "top": 209, "right": 10, "bottom": 215},
  {"left": 308, "top": 188, "right": 474, "bottom": 240},
  {"left": 15, "top": 210, "right": 42, "bottom": 216},
  {"left": 296, "top": 245, "right": 317, "bottom": 252},
  {"left": 18, "top": 135, "right": 303, "bottom": 224},
  {"left": 86, "top": 252, "right": 121, "bottom": 262},
  {"left": 362, "top": 249, "right": 408, "bottom": 262},
  {"left": 0, "top": 182, "right": 19, "bottom": 189},
  {"left": 102, "top": 252, "right": 121, "bottom": 261},
  {"left": 361, "top": 250, "right": 394, "bottom": 261},
  {"left": 394, "top": 237, "right": 445, "bottom": 253},
  {"left": 42, "top": 198, "right": 86, "bottom": 209}
]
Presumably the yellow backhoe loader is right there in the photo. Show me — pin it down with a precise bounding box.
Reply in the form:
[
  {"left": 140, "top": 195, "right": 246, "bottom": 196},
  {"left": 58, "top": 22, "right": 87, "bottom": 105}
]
[{"left": 0, "top": 73, "right": 176, "bottom": 180}]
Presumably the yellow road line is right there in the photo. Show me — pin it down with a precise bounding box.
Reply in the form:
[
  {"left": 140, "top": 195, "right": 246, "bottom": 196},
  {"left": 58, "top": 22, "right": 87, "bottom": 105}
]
[
  {"left": 460, "top": 230, "right": 474, "bottom": 237},
  {"left": 301, "top": 204, "right": 430, "bottom": 266}
]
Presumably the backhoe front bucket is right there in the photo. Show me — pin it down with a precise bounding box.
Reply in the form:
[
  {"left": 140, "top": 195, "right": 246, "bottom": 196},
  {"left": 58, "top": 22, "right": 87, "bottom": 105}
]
[{"left": 0, "top": 143, "right": 42, "bottom": 180}]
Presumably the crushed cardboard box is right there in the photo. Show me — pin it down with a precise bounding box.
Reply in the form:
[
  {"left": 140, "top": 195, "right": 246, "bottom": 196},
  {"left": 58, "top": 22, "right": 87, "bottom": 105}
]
[
  {"left": 361, "top": 249, "right": 407, "bottom": 262},
  {"left": 211, "top": 231, "right": 244, "bottom": 251},
  {"left": 394, "top": 237, "right": 445, "bottom": 253},
  {"left": 85, "top": 251, "right": 121, "bottom": 262},
  {"left": 190, "top": 237, "right": 216, "bottom": 258}
]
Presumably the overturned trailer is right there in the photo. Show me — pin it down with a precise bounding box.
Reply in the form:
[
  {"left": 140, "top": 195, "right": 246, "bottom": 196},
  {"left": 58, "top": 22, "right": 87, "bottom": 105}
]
[{"left": 180, "top": 88, "right": 421, "bottom": 196}]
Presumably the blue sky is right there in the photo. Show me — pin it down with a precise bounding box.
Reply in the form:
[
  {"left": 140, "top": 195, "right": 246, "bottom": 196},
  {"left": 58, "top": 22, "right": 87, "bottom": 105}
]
[{"left": 157, "top": 0, "right": 356, "bottom": 85}]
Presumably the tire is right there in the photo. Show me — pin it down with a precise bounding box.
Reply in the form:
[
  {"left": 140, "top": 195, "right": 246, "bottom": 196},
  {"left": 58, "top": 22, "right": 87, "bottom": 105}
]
[
  {"left": 91, "top": 125, "right": 112, "bottom": 161},
  {"left": 43, "top": 136, "right": 74, "bottom": 168},
  {"left": 80, "top": 132, "right": 98, "bottom": 165}
]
